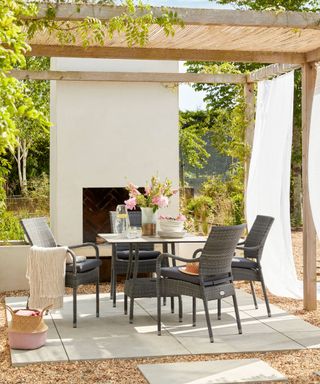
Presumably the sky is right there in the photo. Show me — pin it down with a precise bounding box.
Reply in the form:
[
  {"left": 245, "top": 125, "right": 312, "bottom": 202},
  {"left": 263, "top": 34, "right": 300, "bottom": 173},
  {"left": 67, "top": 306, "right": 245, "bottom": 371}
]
[{"left": 143, "top": 0, "right": 233, "bottom": 110}]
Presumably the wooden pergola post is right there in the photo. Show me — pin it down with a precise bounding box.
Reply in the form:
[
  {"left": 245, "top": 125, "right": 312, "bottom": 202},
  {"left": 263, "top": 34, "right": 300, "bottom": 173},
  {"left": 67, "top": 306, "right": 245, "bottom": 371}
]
[
  {"left": 302, "top": 62, "right": 317, "bottom": 310},
  {"left": 244, "top": 81, "right": 255, "bottom": 216}
]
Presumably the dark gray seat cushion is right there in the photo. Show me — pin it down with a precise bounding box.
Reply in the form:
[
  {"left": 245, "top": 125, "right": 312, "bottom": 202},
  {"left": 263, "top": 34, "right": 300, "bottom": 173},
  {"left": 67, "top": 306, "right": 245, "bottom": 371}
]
[
  {"left": 66, "top": 258, "right": 102, "bottom": 273},
  {"left": 161, "top": 266, "right": 230, "bottom": 287},
  {"left": 117, "top": 250, "right": 160, "bottom": 260},
  {"left": 232, "top": 257, "right": 258, "bottom": 269}
]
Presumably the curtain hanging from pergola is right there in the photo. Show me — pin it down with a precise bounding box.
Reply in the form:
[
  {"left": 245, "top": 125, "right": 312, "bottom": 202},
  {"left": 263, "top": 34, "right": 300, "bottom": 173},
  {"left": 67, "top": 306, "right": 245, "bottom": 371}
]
[{"left": 246, "top": 71, "right": 302, "bottom": 298}]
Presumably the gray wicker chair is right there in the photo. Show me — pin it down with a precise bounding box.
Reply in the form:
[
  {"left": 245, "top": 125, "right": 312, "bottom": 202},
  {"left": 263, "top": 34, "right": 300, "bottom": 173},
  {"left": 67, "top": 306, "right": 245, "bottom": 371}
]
[
  {"left": 21, "top": 217, "right": 101, "bottom": 328},
  {"left": 109, "top": 211, "right": 160, "bottom": 307},
  {"left": 231, "top": 215, "right": 274, "bottom": 317},
  {"left": 156, "top": 224, "right": 246, "bottom": 343}
]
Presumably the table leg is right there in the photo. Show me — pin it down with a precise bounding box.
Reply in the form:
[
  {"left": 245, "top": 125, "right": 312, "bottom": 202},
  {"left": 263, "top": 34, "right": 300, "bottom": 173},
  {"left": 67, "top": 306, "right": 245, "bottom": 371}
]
[{"left": 111, "top": 244, "right": 116, "bottom": 307}]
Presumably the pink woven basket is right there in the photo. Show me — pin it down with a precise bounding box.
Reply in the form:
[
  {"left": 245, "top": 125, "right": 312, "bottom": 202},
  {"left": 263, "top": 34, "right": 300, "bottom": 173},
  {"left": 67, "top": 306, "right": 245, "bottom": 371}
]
[
  {"left": 6, "top": 305, "right": 51, "bottom": 350},
  {"left": 8, "top": 329, "right": 48, "bottom": 350}
]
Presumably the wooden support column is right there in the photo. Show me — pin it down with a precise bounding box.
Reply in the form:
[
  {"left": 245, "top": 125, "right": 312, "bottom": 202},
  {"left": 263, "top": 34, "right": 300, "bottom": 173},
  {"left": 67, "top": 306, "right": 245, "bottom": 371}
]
[
  {"left": 302, "top": 62, "right": 317, "bottom": 310},
  {"left": 244, "top": 82, "right": 255, "bottom": 215}
]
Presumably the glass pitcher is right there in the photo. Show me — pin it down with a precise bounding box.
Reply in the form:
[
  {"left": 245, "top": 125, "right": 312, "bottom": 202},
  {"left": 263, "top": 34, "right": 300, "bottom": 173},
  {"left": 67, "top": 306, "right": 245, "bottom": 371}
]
[{"left": 115, "top": 204, "right": 130, "bottom": 236}]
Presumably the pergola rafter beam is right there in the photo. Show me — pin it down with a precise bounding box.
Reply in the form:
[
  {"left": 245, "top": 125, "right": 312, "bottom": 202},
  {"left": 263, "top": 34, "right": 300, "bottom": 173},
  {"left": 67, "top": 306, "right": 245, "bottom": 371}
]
[
  {"left": 9, "top": 70, "right": 246, "bottom": 84},
  {"left": 247, "top": 63, "right": 301, "bottom": 82},
  {"left": 27, "top": 45, "right": 306, "bottom": 65},
  {"left": 27, "top": 4, "right": 320, "bottom": 30}
]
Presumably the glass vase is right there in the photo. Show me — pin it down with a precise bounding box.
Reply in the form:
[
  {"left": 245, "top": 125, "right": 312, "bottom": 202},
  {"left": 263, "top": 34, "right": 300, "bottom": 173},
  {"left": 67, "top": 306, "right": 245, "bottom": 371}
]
[{"left": 141, "top": 207, "right": 157, "bottom": 236}]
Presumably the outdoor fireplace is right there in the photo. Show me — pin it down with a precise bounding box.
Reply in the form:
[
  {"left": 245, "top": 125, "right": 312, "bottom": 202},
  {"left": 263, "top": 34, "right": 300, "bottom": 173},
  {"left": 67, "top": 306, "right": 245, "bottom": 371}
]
[
  {"left": 50, "top": 57, "right": 179, "bottom": 245},
  {"left": 83, "top": 187, "right": 129, "bottom": 242}
]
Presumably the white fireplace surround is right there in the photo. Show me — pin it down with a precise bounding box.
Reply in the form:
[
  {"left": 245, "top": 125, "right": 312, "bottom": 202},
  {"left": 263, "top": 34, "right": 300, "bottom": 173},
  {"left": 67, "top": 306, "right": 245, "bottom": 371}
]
[{"left": 50, "top": 58, "right": 180, "bottom": 245}]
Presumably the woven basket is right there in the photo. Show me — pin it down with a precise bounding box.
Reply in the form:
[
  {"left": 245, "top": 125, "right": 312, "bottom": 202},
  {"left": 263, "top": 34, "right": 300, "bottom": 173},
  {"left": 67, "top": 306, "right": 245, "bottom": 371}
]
[{"left": 6, "top": 305, "right": 52, "bottom": 333}]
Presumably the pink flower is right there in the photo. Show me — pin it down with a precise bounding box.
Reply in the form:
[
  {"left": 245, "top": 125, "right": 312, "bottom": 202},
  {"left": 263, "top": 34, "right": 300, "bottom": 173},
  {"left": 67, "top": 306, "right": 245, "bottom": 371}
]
[
  {"left": 152, "top": 195, "right": 169, "bottom": 208},
  {"left": 145, "top": 185, "right": 151, "bottom": 196},
  {"left": 176, "top": 214, "right": 186, "bottom": 222},
  {"left": 125, "top": 197, "right": 137, "bottom": 210},
  {"left": 128, "top": 183, "right": 140, "bottom": 197}
]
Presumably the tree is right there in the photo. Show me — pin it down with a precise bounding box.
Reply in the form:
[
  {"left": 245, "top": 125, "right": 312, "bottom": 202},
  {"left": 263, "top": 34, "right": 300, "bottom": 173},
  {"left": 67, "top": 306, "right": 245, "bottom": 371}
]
[
  {"left": 10, "top": 57, "right": 50, "bottom": 195},
  {"left": 179, "top": 111, "right": 211, "bottom": 189},
  {"left": 0, "top": 0, "right": 49, "bottom": 211}
]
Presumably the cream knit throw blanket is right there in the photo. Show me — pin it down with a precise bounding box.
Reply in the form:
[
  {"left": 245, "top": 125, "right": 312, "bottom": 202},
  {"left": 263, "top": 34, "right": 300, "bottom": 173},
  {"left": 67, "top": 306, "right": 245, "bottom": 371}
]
[{"left": 26, "top": 246, "right": 67, "bottom": 310}]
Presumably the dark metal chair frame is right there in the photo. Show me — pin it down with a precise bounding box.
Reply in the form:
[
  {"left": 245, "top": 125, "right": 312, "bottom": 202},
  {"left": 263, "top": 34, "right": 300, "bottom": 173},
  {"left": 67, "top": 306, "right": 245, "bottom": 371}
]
[
  {"left": 109, "top": 211, "right": 160, "bottom": 308},
  {"left": 21, "top": 217, "right": 101, "bottom": 328},
  {"left": 231, "top": 215, "right": 275, "bottom": 317},
  {"left": 156, "top": 224, "right": 246, "bottom": 343}
]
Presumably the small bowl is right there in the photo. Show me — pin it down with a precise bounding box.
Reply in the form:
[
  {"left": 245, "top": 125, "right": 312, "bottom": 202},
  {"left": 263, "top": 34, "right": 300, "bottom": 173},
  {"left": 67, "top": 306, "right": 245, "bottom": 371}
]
[{"left": 159, "top": 219, "right": 184, "bottom": 232}]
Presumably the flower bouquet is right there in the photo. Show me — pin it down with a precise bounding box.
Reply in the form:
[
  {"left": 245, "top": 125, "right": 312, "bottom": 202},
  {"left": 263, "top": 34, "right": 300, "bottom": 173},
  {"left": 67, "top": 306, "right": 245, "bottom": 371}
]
[{"left": 124, "top": 176, "right": 178, "bottom": 235}]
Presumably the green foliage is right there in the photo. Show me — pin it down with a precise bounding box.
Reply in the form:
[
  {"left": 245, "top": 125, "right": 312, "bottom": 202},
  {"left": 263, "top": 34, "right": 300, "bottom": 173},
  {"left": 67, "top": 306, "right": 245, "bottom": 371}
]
[
  {"left": 183, "top": 62, "right": 250, "bottom": 224},
  {"left": 186, "top": 195, "right": 214, "bottom": 235},
  {"left": 0, "top": 0, "right": 50, "bottom": 208},
  {"left": 26, "top": 0, "right": 183, "bottom": 49},
  {"left": 179, "top": 111, "right": 211, "bottom": 170},
  {"left": 0, "top": 210, "right": 25, "bottom": 241},
  {"left": 216, "top": 0, "right": 320, "bottom": 11}
]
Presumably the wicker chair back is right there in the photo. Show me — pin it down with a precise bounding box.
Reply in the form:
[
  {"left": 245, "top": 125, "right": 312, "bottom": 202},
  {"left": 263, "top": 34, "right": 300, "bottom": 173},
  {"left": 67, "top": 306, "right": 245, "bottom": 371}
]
[
  {"left": 200, "top": 224, "right": 246, "bottom": 276},
  {"left": 243, "top": 215, "right": 274, "bottom": 260},
  {"left": 21, "top": 217, "right": 57, "bottom": 248}
]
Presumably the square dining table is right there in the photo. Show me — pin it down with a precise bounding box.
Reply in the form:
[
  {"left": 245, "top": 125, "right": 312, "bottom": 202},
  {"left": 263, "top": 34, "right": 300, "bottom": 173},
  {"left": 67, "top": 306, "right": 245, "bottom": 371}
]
[{"left": 97, "top": 233, "right": 208, "bottom": 312}]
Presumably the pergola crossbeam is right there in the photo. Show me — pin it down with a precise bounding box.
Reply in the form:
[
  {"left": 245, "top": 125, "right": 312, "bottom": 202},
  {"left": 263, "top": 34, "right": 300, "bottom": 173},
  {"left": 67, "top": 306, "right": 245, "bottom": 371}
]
[
  {"left": 27, "top": 45, "right": 305, "bottom": 65},
  {"left": 247, "top": 64, "right": 301, "bottom": 82},
  {"left": 29, "top": 4, "right": 320, "bottom": 30},
  {"left": 9, "top": 70, "right": 247, "bottom": 84}
]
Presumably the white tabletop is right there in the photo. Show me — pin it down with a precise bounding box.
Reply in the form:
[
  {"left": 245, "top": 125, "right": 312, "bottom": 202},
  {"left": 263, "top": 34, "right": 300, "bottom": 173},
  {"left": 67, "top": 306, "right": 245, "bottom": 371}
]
[{"left": 98, "top": 233, "right": 207, "bottom": 244}]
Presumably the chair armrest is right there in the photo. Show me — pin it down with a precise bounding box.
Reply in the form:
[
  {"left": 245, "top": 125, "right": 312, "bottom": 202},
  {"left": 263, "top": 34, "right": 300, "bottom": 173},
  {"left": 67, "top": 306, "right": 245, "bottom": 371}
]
[
  {"left": 156, "top": 253, "right": 201, "bottom": 276},
  {"left": 68, "top": 242, "right": 99, "bottom": 259},
  {"left": 236, "top": 245, "right": 262, "bottom": 252},
  {"left": 66, "top": 249, "right": 77, "bottom": 274},
  {"left": 192, "top": 248, "right": 203, "bottom": 259}
]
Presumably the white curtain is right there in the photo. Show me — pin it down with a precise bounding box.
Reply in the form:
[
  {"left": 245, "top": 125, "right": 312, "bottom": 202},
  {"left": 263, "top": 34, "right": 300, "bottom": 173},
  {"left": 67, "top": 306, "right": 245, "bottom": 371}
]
[
  {"left": 309, "top": 66, "right": 320, "bottom": 243},
  {"left": 246, "top": 71, "right": 302, "bottom": 298}
]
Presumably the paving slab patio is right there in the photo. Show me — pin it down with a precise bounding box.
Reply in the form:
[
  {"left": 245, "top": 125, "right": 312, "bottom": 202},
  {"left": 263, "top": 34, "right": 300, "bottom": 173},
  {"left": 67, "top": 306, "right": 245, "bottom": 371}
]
[
  {"left": 138, "top": 359, "right": 288, "bottom": 383},
  {"left": 6, "top": 289, "right": 320, "bottom": 366}
]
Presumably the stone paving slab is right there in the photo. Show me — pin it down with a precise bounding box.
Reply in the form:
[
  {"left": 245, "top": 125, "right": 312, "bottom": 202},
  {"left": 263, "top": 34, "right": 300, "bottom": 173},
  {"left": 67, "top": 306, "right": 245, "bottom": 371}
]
[
  {"left": 138, "top": 359, "right": 288, "bottom": 384},
  {"left": 6, "top": 290, "right": 320, "bottom": 366}
]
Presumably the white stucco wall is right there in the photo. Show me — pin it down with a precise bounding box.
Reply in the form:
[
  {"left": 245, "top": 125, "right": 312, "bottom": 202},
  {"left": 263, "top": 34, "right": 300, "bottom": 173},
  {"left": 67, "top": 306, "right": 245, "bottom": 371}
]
[{"left": 50, "top": 58, "right": 179, "bottom": 245}]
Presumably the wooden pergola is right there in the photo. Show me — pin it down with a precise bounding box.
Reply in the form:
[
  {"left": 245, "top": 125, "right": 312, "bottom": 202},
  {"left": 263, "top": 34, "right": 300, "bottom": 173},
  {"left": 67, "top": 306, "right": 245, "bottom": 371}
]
[{"left": 17, "top": 4, "right": 320, "bottom": 310}]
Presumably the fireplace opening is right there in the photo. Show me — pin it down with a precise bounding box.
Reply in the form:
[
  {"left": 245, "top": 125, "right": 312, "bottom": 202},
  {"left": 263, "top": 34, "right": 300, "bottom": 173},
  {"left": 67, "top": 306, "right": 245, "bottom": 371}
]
[{"left": 83, "top": 187, "right": 130, "bottom": 242}]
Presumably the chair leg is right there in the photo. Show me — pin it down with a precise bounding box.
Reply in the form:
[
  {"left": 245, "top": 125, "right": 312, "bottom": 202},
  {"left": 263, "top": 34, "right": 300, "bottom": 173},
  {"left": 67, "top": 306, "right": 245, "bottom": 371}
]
[
  {"left": 124, "top": 294, "right": 128, "bottom": 315},
  {"left": 217, "top": 299, "right": 221, "bottom": 320},
  {"left": 112, "top": 272, "right": 117, "bottom": 308},
  {"left": 232, "top": 294, "right": 242, "bottom": 334},
  {"left": 157, "top": 292, "right": 162, "bottom": 336},
  {"left": 250, "top": 281, "right": 258, "bottom": 309},
  {"left": 260, "top": 272, "right": 271, "bottom": 317},
  {"left": 163, "top": 297, "right": 167, "bottom": 306},
  {"left": 178, "top": 296, "right": 183, "bottom": 322},
  {"left": 129, "top": 297, "right": 134, "bottom": 324},
  {"left": 73, "top": 286, "right": 77, "bottom": 328},
  {"left": 110, "top": 270, "right": 113, "bottom": 299},
  {"left": 202, "top": 295, "right": 213, "bottom": 343},
  {"left": 171, "top": 297, "right": 175, "bottom": 314},
  {"left": 96, "top": 277, "right": 100, "bottom": 318},
  {"left": 192, "top": 297, "right": 196, "bottom": 326}
]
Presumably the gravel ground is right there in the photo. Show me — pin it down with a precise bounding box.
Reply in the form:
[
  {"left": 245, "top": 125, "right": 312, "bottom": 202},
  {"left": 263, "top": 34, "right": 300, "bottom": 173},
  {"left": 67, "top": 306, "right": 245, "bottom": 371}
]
[{"left": 1, "top": 231, "right": 320, "bottom": 384}]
